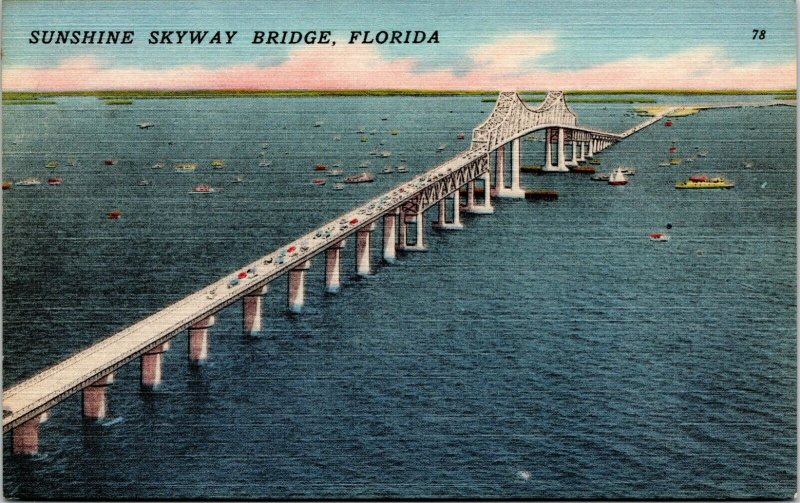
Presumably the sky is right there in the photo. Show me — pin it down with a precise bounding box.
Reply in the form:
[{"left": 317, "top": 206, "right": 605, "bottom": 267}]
[{"left": 1, "top": 0, "right": 797, "bottom": 91}]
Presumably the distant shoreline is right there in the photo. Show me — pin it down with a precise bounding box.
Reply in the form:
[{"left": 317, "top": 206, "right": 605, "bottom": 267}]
[{"left": 2, "top": 89, "right": 796, "bottom": 101}]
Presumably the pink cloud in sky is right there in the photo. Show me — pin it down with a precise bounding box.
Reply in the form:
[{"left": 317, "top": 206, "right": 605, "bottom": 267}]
[{"left": 3, "top": 39, "right": 795, "bottom": 91}]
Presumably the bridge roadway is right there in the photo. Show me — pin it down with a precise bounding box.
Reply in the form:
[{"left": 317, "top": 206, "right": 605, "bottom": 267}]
[
  {"left": 2, "top": 146, "right": 487, "bottom": 433},
  {"left": 4, "top": 96, "right": 794, "bottom": 436}
]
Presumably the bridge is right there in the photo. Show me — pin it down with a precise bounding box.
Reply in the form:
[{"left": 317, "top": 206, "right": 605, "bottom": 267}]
[{"left": 3, "top": 91, "right": 792, "bottom": 455}]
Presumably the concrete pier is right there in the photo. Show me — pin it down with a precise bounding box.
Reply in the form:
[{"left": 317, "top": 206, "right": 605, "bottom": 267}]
[
  {"left": 545, "top": 130, "right": 554, "bottom": 168},
  {"left": 543, "top": 128, "right": 569, "bottom": 172},
  {"left": 435, "top": 192, "right": 464, "bottom": 230},
  {"left": 566, "top": 141, "right": 579, "bottom": 167},
  {"left": 356, "top": 223, "right": 375, "bottom": 276},
  {"left": 505, "top": 137, "right": 525, "bottom": 198},
  {"left": 383, "top": 213, "right": 397, "bottom": 263},
  {"left": 397, "top": 209, "right": 408, "bottom": 250},
  {"left": 288, "top": 260, "right": 311, "bottom": 313},
  {"left": 12, "top": 414, "right": 44, "bottom": 455},
  {"left": 82, "top": 373, "right": 114, "bottom": 419},
  {"left": 189, "top": 315, "right": 216, "bottom": 362},
  {"left": 325, "top": 240, "right": 346, "bottom": 292},
  {"left": 141, "top": 342, "right": 169, "bottom": 389},
  {"left": 495, "top": 144, "right": 509, "bottom": 196},
  {"left": 243, "top": 285, "right": 268, "bottom": 335},
  {"left": 468, "top": 172, "right": 495, "bottom": 214},
  {"left": 465, "top": 180, "right": 476, "bottom": 211},
  {"left": 405, "top": 208, "right": 427, "bottom": 251}
]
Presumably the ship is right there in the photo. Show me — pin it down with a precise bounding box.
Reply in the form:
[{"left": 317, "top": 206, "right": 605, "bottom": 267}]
[
  {"left": 343, "top": 172, "right": 375, "bottom": 184},
  {"left": 675, "top": 175, "right": 735, "bottom": 189}
]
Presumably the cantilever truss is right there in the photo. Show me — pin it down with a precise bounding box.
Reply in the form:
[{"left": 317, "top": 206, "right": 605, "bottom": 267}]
[
  {"left": 400, "top": 153, "right": 488, "bottom": 215},
  {"left": 470, "top": 91, "right": 618, "bottom": 152}
]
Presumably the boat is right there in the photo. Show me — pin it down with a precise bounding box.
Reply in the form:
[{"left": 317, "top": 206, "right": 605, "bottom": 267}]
[
  {"left": 608, "top": 168, "right": 628, "bottom": 185},
  {"left": 668, "top": 146, "right": 678, "bottom": 153},
  {"left": 437, "top": 143, "right": 447, "bottom": 151},
  {"left": 618, "top": 167, "right": 636, "bottom": 176},
  {"left": 360, "top": 136, "right": 369, "bottom": 142},
  {"left": 332, "top": 183, "right": 344, "bottom": 191},
  {"left": 333, "top": 135, "right": 341, "bottom": 141},
  {"left": 381, "top": 117, "right": 388, "bottom": 121},
  {"left": 16, "top": 177, "right": 41, "bottom": 186},
  {"left": 389, "top": 129, "right": 399, "bottom": 135},
  {"left": 48, "top": 177, "right": 63, "bottom": 185},
  {"left": 138, "top": 179, "right": 152, "bottom": 186},
  {"left": 211, "top": 159, "right": 225, "bottom": 167},
  {"left": 67, "top": 159, "right": 78, "bottom": 167},
  {"left": 261, "top": 142, "right": 269, "bottom": 149},
  {"left": 151, "top": 161, "right": 165, "bottom": 169},
  {"left": 103, "top": 159, "right": 117, "bottom": 166},
  {"left": 313, "top": 164, "right": 327, "bottom": 171},
  {"left": 314, "top": 121, "right": 323, "bottom": 127},
  {"left": 369, "top": 149, "right": 379, "bottom": 156},
  {"left": 312, "top": 178, "right": 326, "bottom": 186},
  {"left": 379, "top": 150, "right": 391, "bottom": 158},
  {"left": 658, "top": 160, "right": 671, "bottom": 167},
  {"left": 2, "top": 180, "right": 12, "bottom": 190},
  {"left": 743, "top": 160, "right": 754, "bottom": 168},
  {"left": 397, "top": 163, "right": 408, "bottom": 173},
  {"left": 45, "top": 161, "right": 59, "bottom": 168},
  {"left": 571, "top": 166, "right": 595, "bottom": 174},
  {"left": 356, "top": 128, "right": 366, "bottom": 134},
  {"left": 649, "top": 232, "right": 670, "bottom": 241},
  {"left": 332, "top": 162, "right": 342, "bottom": 168},
  {"left": 697, "top": 150, "right": 708, "bottom": 157},
  {"left": 525, "top": 189, "right": 558, "bottom": 200},
  {"left": 175, "top": 162, "right": 197, "bottom": 171},
  {"left": 457, "top": 132, "right": 466, "bottom": 140},
  {"left": 588, "top": 159, "right": 601, "bottom": 165},
  {"left": 137, "top": 122, "right": 155, "bottom": 129},
  {"left": 664, "top": 120, "right": 673, "bottom": 127},
  {"left": 669, "top": 158, "right": 682, "bottom": 165},
  {"left": 675, "top": 176, "right": 735, "bottom": 189},
  {"left": 233, "top": 176, "right": 243, "bottom": 183},
  {"left": 343, "top": 172, "right": 375, "bottom": 184},
  {"left": 191, "top": 184, "right": 216, "bottom": 193},
  {"left": 329, "top": 169, "right": 343, "bottom": 176},
  {"left": 381, "top": 165, "right": 394, "bottom": 174},
  {"left": 259, "top": 160, "right": 271, "bottom": 167},
  {"left": 107, "top": 210, "right": 122, "bottom": 220}
]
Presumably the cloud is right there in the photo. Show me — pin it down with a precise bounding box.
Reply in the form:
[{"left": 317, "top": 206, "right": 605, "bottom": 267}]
[{"left": 3, "top": 42, "right": 796, "bottom": 91}]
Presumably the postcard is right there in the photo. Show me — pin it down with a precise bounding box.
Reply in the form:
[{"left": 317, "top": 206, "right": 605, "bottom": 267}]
[{"left": 2, "top": 0, "right": 797, "bottom": 500}]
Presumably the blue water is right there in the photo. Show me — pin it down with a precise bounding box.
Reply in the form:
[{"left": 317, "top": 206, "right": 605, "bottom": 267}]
[{"left": 2, "top": 96, "right": 796, "bottom": 499}]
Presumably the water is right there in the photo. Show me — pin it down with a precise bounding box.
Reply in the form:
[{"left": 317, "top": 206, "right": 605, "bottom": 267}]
[{"left": 2, "top": 96, "right": 796, "bottom": 499}]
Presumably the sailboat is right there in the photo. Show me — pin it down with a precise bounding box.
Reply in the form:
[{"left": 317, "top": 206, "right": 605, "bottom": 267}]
[{"left": 608, "top": 167, "right": 628, "bottom": 186}]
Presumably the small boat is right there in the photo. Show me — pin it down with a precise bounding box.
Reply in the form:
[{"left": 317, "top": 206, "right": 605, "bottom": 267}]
[
  {"left": 697, "top": 150, "right": 708, "bottom": 157},
  {"left": 16, "top": 177, "right": 41, "bottom": 186},
  {"left": 191, "top": 184, "right": 216, "bottom": 193},
  {"left": 590, "top": 173, "right": 610, "bottom": 181},
  {"left": 329, "top": 169, "right": 343, "bottom": 176},
  {"left": 332, "top": 135, "right": 341, "bottom": 141},
  {"left": 668, "top": 146, "right": 678, "bottom": 153},
  {"left": 137, "top": 122, "right": 155, "bottom": 129},
  {"left": 379, "top": 150, "right": 391, "bottom": 158},
  {"left": 103, "top": 159, "right": 117, "bottom": 166},
  {"left": 649, "top": 232, "right": 670, "bottom": 242},
  {"left": 360, "top": 136, "right": 369, "bottom": 142},
  {"left": 389, "top": 129, "right": 399, "bottom": 135},
  {"left": 675, "top": 176, "right": 735, "bottom": 189},
  {"left": 313, "top": 164, "right": 327, "bottom": 171},
  {"left": 664, "top": 120, "right": 673, "bottom": 127},
  {"left": 658, "top": 160, "right": 671, "bottom": 167},
  {"left": 381, "top": 117, "right": 388, "bottom": 121},
  {"left": 138, "top": 179, "right": 152, "bottom": 186},
  {"left": 67, "top": 159, "right": 78, "bottom": 167},
  {"left": 397, "top": 163, "right": 408, "bottom": 173},
  {"left": 45, "top": 161, "right": 59, "bottom": 169},
  {"left": 669, "top": 158, "right": 682, "bottom": 165},
  {"left": 437, "top": 143, "right": 447, "bottom": 151},
  {"left": 608, "top": 168, "right": 628, "bottom": 185},
  {"left": 175, "top": 162, "right": 197, "bottom": 171},
  {"left": 151, "top": 161, "right": 165, "bottom": 169},
  {"left": 312, "top": 178, "right": 326, "bottom": 186},
  {"left": 332, "top": 162, "right": 342, "bottom": 168},
  {"left": 344, "top": 172, "right": 375, "bottom": 184},
  {"left": 332, "top": 183, "right": 344, "bottom": 191},
  {"left": 106, "top": 210, "right": 122, "bottom": 220},
  {"left": 314, "top": 121, "right": 323, "bottom": 127},
  {"left": 211, "top": 159, "right": 225, "bottom": 167},
  {"left": 685, "top": 156, "right": 695, "bottom": 163},
  {"left": 259, "top": 160, "right": 271, "bottom": 167},
  {"left": 2, "top": 180, "right": 12, "bottom": 190},
  {"left": 743, "top": 160, "right": 754, "bottom": 168},
  {"left": 571, "top": 166, "right": 595, "bottom": 174},
  {"left": 261, "top": 142, "right": 269, "bottom": 149},
  {"left": 356, "top": 128, "right": 366, "bottom": 134},
  {"left": 381, "top": 165, "right": 394, "bottom": 174},
  {"left": 457, "top": 132, "right": 466, "bottom": 140},
  {"left": 369, "top": 149, "right": 379, "bottom": 156},
  {"left": 618, "top": 167, "right": 636, "bottom": 176},
  {"left": 588, "top": 159, "right": 601, "bottom": 165},
  {"left": 48, "top": 177, "right": 63, "bottom": 185}
]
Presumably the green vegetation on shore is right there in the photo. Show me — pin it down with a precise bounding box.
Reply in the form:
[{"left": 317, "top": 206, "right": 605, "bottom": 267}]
[
  {"left": 3, "top": 89, "right": 795, "bottom": 101},
  {"left": 104, "top": 99, "right": 133, "bottom": 105},
  {"left": 774, "top": 93, "right": 796, "bottom": 100},
  {"left": 3, "top": 99, "right": 57, "bottom": 105},
  {"left": 482, "top": 96, "right": 658, "bottom": 103}
]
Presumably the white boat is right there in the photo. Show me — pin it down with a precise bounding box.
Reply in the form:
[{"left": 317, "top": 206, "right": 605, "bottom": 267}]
[
  {"left": 344, "top": 172, "right": 375, "bottom": 184},
  {"left": 332, "top": 183, "right": 344, "bottom": 190},
  {"left": 137, "top": 122, "right": 155, "bottom": 129},
  {"left": 658, "top": 161, "right": 671, "bottom": 167},
  {"left": 379, "top": 150, "right": 391, "bottom": 158},
  {"left": 151, "top": 161, "right": 165, "bottom": 169},
  {"left": 314, "top": 121, "right": 323, "bottom": 127},
  {"left": 259, "top": 160, "right": 271, "bottom": 167},
  {"left": 743, "top": 160, "right": 754, "bottom": 168},
  {"left": 332, "top": 135, "right": 341, "bottom": 141},
  {"left": 437, "top": 143, "right": 447, "bottom": 151},
  {"left": 261, "top": 143, "right": 269, "bottom": 149},
  {"left": 329, "top": 169, "right": 343, "bottom": 176},
  {"left": 397, "top": 163, "right": 408, "bottom": 173},
  {"left": 138, "top": 179, "right": 152, "bottom": 186},
  {"left": 608, "top": 168, "right": 628, "bottom": 185},
  {"left": 16, "top": 177, "right": 41, "bottom": 186},
  {"left": 697, "top": 150, "right": 708, "bottom": 157},
  {"left": 381, "top": 165, "right": 394, "bottom": 174},
  {"left": 233, "top": 176, "right": 243, "bottom": 183}
]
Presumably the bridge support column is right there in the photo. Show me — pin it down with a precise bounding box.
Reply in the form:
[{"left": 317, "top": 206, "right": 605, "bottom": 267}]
[
  {"left": 578, "top": 141, "right": 586, "bottom": 161},
  {"left": 189, "top": 315, "right": 216, "bottom": 361},
  {"left": 543, "top": 128, "right": 569, "bottom": 172},
  {"left": 288, "top": 259, "right": 311, "bottom": 313},
  {"left": 397, "top": 209, "right": 407, "bottom": 250},
  {"left": 434, "top": 198, "right": 447, "bottom": 227},
  {"left": 12, "top": 413, "right": 46, "bottom": 455},
  {"left": 545, "top": 130, "right": 554, "bottom": 167},
  {"left": 83, "top": 373, "right": 114, "bottom": 419},
  {"left": 495, "top": 144, "right": 509, "bottom": 195},
  {"left": 587, "top": 139, "right": 595, "bottom": 157},
  {"left": 566, "top": 141, "right": 579, "bottom": 167},
  {"left": 325, "top": 239, "right": 346, "bottom": 292},
  {"left": 435, "top": 192, "right": 464, "bottom": 230},
  {"left": 405, "top": 208, "right": 427, "bottom": 251},
  {"left": 141, "top": 342, "right": 169, "bottom": 390},
  {"left": 356, "top": 223, "right": 375, "bottom": 276},
  {"left": 465, "top": 180, "right": 476, "bottom": 210},
  {"left": 383, "top": 214, "right": 397, "bottom": 263},
  {"left": 244, "top": 284, "right": 268, "bottom": 335},
  {"left": 468, "top": 172, "right": 495, "bottom": 214},
  {"left": 503, "top": 137, "right": 525, "bottom": 198}
]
